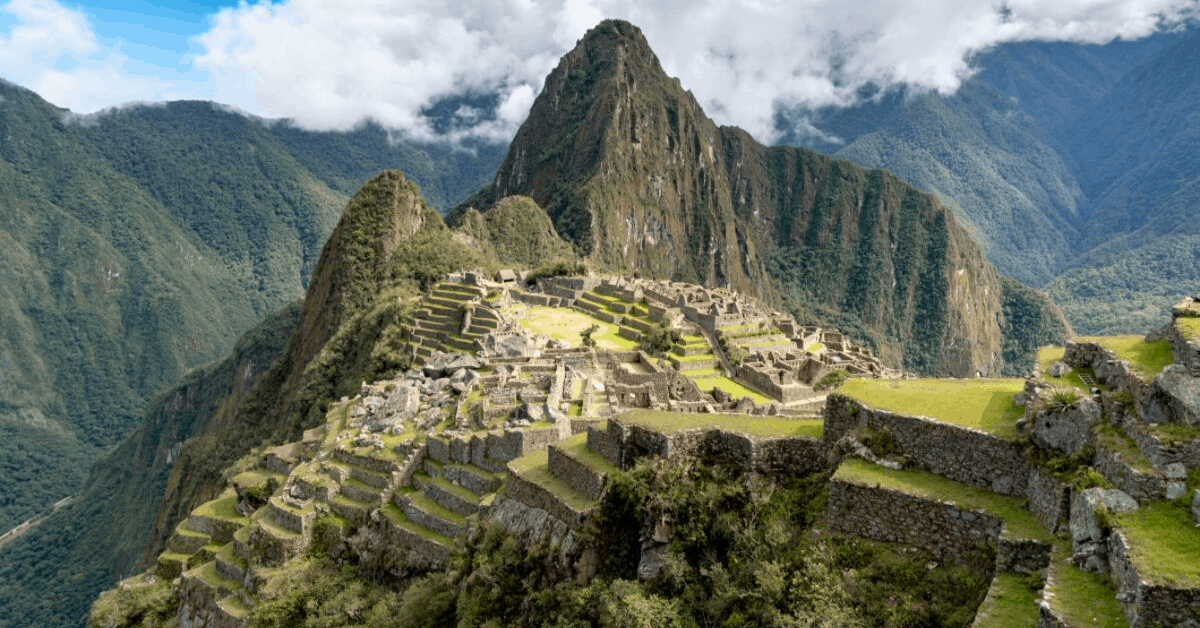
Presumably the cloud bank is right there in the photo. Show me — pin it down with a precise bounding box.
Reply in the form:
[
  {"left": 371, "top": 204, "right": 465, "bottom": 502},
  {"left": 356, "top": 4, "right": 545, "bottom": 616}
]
[{"left": 4, "top": 0, "right": 1198, "bottom": 142}]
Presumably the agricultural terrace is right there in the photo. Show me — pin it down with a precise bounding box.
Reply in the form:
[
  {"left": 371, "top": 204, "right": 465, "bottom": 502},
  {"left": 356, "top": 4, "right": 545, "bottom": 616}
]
[
  {"left": 1043, "top": 542, "right": 1126, "bottom": 628},
  {"left": 1074, "top": 335, "right": 1173, "bottom": 379},
  {"left": 1178, "top": 316, "right": 1200, "bottom": 342},
  {"left": 1035, "top": 346, "right": 1095, "bottom": 391},
  {"left": 1115, "top": 501, "right": 1200, "bottom": 588},
  {"left": 839, "top": 378, "right": 1025, "bottom": 439},
  {"left": 616, "top": 408, "right": 823, "bottom": 439},
  {"left": 690, "top": 373, "right": 772, "bottom": 404},
  {"left": 833, "top": 458, "right": 1049, "bottom": 541},
  {"left": 515, "top": 306, "right": 638, "bottom": 350},
  {"left": 970, "top": 572, "right": 1039, "bottom": 627}
]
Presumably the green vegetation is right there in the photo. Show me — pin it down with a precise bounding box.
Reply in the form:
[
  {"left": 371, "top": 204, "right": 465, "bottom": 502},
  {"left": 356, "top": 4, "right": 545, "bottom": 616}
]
[
  {"left": 834, "top": 458, "right": 1051, "bottom": 541},
  {"left": 515, "top": 306, "right": 637, "bottom": 350},
  {"left": 507, "top": 450, "right": 597, "bottom": 511},
  {"left": 999, "top": 278, "right": 1072, "bottom": 377},
  {"left": 1076, "top": 335, "right": 1174, "bottom": 379},
  {"left": 1116, "top": 501, "right": 1200, "bottom": 588},
  {"left": 1094, "top": 425, "right": 1156, "bottom": 475},
  {"left": 88, "top": 578, "right": 177, "bottom": 628},
  {"left": 814, "top": 369, "right": 848, "bottom": 392},
  {"left": 1035, "top": 345, "right": 1096, "bottom": 391},
  {"left": 617, "top": 409, "right": 823, "bottom": 439},
  {"left": 523, "top": 259, "right": 588, "bottom": 285},
  {"left": 580, "top": 323, "right": 599, "bottom": 348},
  {"left": 1178, "top": 316, "right": 1200, "bottom": 341},
  {"left": 840, "top": 378, "right": 1025, "bottom": 439},
  {"left": 970, "top": 572, "right": 1040, "bottom": 627},
  {"left": 1045, "top": 543, "right": 1125, "bottom": 628}
]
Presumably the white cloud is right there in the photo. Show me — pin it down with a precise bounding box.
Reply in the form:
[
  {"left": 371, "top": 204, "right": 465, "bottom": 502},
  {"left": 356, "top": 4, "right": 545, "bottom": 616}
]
[
  {"left": 5, "top": 0, "right": 1198, "bottom": 143},
  {"left": 193, "top": 0, "right": 1200, "bottom": 142}
]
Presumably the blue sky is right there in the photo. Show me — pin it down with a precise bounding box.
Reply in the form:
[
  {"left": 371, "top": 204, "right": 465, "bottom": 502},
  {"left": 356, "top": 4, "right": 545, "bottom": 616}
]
[{"left": 2, "top": 0, "right": 1196, "bottom": 142}]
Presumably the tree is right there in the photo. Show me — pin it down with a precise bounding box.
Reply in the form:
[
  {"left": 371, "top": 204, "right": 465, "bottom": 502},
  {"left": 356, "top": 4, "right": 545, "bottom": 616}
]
[{"left": 581, "top": 324, "right": 599, "bottom": 348}]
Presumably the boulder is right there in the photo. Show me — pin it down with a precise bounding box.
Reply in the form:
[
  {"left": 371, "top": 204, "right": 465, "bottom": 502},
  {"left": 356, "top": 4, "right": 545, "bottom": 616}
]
[
  {"left": 1070, "top": 487, "right": 1138, "bottom": 574},
  {"left": 1047, "top": 361, "right": 1069, "bottom": 377},
  {"left": 1141, "top": 365, "right": 1200, "bottom": 426},
  {"left": 1192, "top": 490, "right": 1200, "bottom": 526},
  {"left": 1031, "top": 396, "right": 1102, "bottom": 455}
]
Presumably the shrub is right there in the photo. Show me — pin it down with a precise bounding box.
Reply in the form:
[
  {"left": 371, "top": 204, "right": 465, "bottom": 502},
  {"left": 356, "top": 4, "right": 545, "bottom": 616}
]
[
  {"left": 581, "top": 324, "right": 599, "bottom": 348},
  {"left": 526, "top": 259, "right": 587, "bottom": 285},
  {"left": 725, "top": 344, "right": 749, "bottom": 367},
  {"left": 1044, "top": 386, "right": 1080, "bottom": 412},
  {"left": 814, "top": 370, "right": 848, "bottom": 392}
]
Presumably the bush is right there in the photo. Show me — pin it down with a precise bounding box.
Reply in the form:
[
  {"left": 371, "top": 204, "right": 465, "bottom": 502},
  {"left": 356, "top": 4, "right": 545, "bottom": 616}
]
[
  {"left": 725, "top": 344, "right": 749, "bottom": 367},
  {"left": 581, "top": 324, "right": 599, "bottom": 348},
  {"left": 641, "top": 321, "right": 681, "bottom": 354},
  {"left": 814, "top": 369, "right": 848, "bottom": 392},
  {"left": 1044, "top": 386, "right": 1080, "bottom": 411},
  {"left": 526, "top": 259, "right": 587, "bottom": 285}
]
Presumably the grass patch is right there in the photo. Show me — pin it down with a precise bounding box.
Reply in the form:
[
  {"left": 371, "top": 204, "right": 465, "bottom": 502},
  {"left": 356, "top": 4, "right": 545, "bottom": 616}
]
[
  {"left": 380, "top": 502, "right": 452, "bottom": 545},
  {"left": 971, "top": 572, "right": 1039, "bottom": 627},
  {"left": 692, "top": 376, "right": 773, "bottom": 404},
  {"left": 1174, "top": 315, "right": 1200, "bottom": 342},
  {"left": 1094, "top": 424, "right": 1156, "bottom": 475},
  {"left": 1076, "top": 335, "right": 1174, "bottom": 379},
  {"left": 408, "top": 492, "right": 466, "bottom": 524},
  {"left": 1151, "top": 422, "right": 1200, "bottom": 445},
  {"left": 507, "top": 450, "right": 597, "bottom": 511},
  {"left": 807, "top": 342, "right": 824, "bottom": 354},
  {"left": 1115, "top": 501, "right": 1200, "bottom": 588},
  {"left": 672, "top": 352, "right": 717, "bottom": 362},
  {"left": 833, "top": 458, "right": 1050, "bottom": 541},
  {"left": 616, "top": 408, "right": 823, "bottom": 439},
  {"left": 554, "top": 433, "right": 619, "bottom": 474},
  {"left": 515, "top": 306, "right": 638, "bottom": 350},
  {"left": 1035, "top": 346, "right": 1095, "bottom": 391},
  {"left": 193, "top": 489, "right": 248, "bottom": 523},
  {"left": 839, "top": 378, "right": 1025, "bottom": 439},
  {"left": 1046, "top": 542, "right": 1125, "bottom": 628}
]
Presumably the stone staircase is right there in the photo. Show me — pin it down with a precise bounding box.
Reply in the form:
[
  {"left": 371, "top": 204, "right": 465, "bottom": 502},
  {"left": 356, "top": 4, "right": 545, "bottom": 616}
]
[{"left": 410, "top": 282, "right": 496, "bottom": 361}]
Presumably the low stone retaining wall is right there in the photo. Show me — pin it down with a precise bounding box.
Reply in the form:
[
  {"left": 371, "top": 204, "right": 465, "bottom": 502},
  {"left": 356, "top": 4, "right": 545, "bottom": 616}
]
[
  {"left": 505, "top": 465, "right": 589, "bottom": 530},
  {"left": 1169, "top": 310, "right": 1200, "bottom": 378},
  {"left": 1094, "top": 445, "right": 1166, "bottom": 501},
  {"left": 1121, "top": 418, "right": 1200, "bottom": 469},
  {"left": 1026, "top": 467, "right": 1071, "bottom": 534},
  {"left": 825, "top": 395, "right": 1029, "bottom": 496},
  {"left": 1108, "top": 529, "right": 1200, "bottom": 627},
  {"left": 428, "top": 426, "right": 569, "bottom": 472},
  {"left": 548, "top": 445, "right": 606, "bottom": 501},
  {"left": 594, "top": 419, "right": 826, "bottom": 476}
]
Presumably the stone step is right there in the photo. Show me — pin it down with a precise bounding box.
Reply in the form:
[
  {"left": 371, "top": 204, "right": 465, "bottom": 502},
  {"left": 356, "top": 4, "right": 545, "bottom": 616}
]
[
  {"left": 506, "top": 450, "right": 595, "bottom": 530},
  {"left": 622, "top": 316, "right": 657, "bottom": 334},
  {"left": 443, "top": 335, "right": 477, "bottom": 353},
  {"left": 671, "top": 356, "right": 719, "bottom": 372},
  {"left": 425, "top": 476, "right": 482, "bottom": 517},
  {"left": 249, "top": 513, "right": 306, "bottom": 565},
  {"left": 618, "top": 326, "right": 643, "bottom": 341},
  {"left": 328, "top": 493, "right": 372, "bottom": 522},
  {"left": 266, "top": 496, "right": 314, "bottom": 535},
  {"left": 213, "top": 544, "right": 250, "bottom": 589},
  {"left": 156, "top": 551, "right": 191, "bottom": 580},
  {"left": 379, "top": 503, "right": 452, "bottom": 565},
  {"left": 416, "top": 318, "right": 460, "bottom": 334},
  {"left": 547, "top": 433, "right": 619, "bottom": 501},
  {"left": 425, "top": 296, "right": 464, "bottom": 312},
  {"left": 339, "top": 477, "right": 385, "bottom": 505},
  {"left": 399, "top": 493, "right": 468, "bottom": 540},
  {"left": 168, "top": 524, "right": 211, "bottom": 554},
  {"left": 443, "top": 462, "right": 502, "bottom": 495}
]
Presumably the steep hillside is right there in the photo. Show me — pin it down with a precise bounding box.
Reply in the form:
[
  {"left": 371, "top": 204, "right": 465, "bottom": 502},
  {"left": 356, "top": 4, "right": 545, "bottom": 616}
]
[
  {"left": 458, "top": 20, "right": 1052, "bottom": 377},
  {"left": 0, "top": 81, "right": 502, "bottom": 532},
  {"left": 0, "top": 303, "right": 299, "bottom": 628}
]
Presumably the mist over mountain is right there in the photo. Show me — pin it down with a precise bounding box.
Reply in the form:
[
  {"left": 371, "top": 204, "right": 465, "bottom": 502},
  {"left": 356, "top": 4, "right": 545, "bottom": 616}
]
[{"left": 785, "top": 28, "right": 1200, "bottom": 334}]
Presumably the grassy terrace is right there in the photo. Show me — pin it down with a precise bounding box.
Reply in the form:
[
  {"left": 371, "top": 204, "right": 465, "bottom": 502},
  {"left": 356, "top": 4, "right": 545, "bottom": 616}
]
[
  {"left": 691, "top": 375, "right": 772, "bottom": 404},
  {"left": 1076, "top": 335, "right": 1173, "bottom": 379},
  {"left": 193, "top": 489, "right": 248, "bottom": 523},
  {"left": 380, "top": 502, "right": 453, "bottom": 545},
  {"left": 516, "top": 306, "right": 638, "bottom": 350},
  {"left": 1178, "top": 316, "right": 1200, "bottom": 341},
  {"left": 507, "top": 449, "right": 597, "bottom": 511},
  {"left": 1094, "top": 424, "right": 1156, "bottom": 474},
  {"left": 1116, "top": 501, "right": 1200, "bottom": 588},
  {"left": 839, "top": 378, "right": 1024, "bottom": 439},
  {"left": 833, "top": 458, "right": 1050, "bottom": 541},
  {"left": 1035, "top": 346, "right": 1097, "bottom": 391},
  {"left": 1045, "top": 542, "right": 1125, "bottom": 628},
  {"left": 555, "top": 433, "right": 619, "bottom": 474},
  {"left": 970, "top": 572, "right": 1038, "bottom": 628},
  {"left": 616, "top": 408, "right": 822, "bottom": 439}
]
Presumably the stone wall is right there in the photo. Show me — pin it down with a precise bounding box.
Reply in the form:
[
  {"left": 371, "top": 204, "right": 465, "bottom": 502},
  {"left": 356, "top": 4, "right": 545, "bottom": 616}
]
[
  {"left": 1108, "top": 529, "right": 1200, "bottom": 627},
  {"left": 1026, "top": 467, "right": 1071, "bottom": 534},
  {"left": 828, "top": 480, "right": 1004, "bottom": 560},
  {"left": 505, "top": 464, "right": 589, "bottom": 530},
  {"left": 1093, "top": 445, "right": 1166, "bottom": 501},
  {"left": 598, "top": 419, "right": 827, "bottom": 476},
  {"left": 1170, "top": 301, "right": 1200, "bottom": 377},
  {"left": 824, "top": 395, "right": 1030, "bottom": 496},
  {"left": 1121, "top": 417, "right": 1200, "bottom": 469},
  {"left": 548, "top": 445, "right": 606, "bottom": 500}
]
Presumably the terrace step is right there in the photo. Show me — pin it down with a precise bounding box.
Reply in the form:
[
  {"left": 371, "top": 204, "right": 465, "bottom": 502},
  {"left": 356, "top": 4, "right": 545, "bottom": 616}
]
[
  {"left": 443, "top": 462, "right": 502, "bottom": 495},
  {"left": 547, "top": 433, "right": 618, "bottom": 501},
  {"left": 339, "top": 477, "right": 385, "bottom": 505},
  {"left": 266, "top": 496, "right": 313, "bottom": 535},
  {"left": 506, "top": 450, "right": 596, "bottom": 530},
  {"left": 156, "top": 551, "right": 192, "bottom": 580},
  {"left": 425, "top": 296, "right": 464, "bottom": 312},
  {"left": 425, "top": 476, "right": 483, "bottom": 517},
  {"left": 328, "top": 493, "right": 372, "bottom": 522},
  {"left": 443, "top": 335, "right": 477, "bottom": 353},
  {"left": 1037, "top": 544, "right": 1125, "bottom": 628},
  {"left": 168, "top": 524, "right": 212, "bottom": 555},
  {"left": 213, "top": 544, "right": 250, "bottom": 588},
  {"left": 399, "top": 493, "right": 468, "bottom": 539},
  {"left": 670, "top": 356, "right": 719, "bottom": 372},
  {"left": 671, "top": 342, "right": 712, "bottom": 356},
  {"left": 379, "top": 503, "right": 452, "bottom": 565}
]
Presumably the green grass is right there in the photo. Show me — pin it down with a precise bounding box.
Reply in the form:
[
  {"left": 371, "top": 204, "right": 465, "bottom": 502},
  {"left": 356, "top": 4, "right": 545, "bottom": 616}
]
[
  {"left": 672, "top": 352, "right": 717, "bottom": 362},
  {"left": 1094, "top": 425, "right": 1156, "bottom": 474},
  {"left": 1076, "top": 335, "right": 1174, "bottom": 379},
  {"left": 431, "top": 476, "right": 480, "bottom": 502},
  {"left": 807, "top": 342, "right": 824, "bottom": 354},
  {"left": 380, "top": 502, "right": 453, "bottom": 545},
  {"left": 515, "top": 306, "right": 638, "bottom": 350},
  {"left": 507, "top": 450, "right": 597, "bottom": 511},
  {"left": 691, "top": 376, "right": 773, "bottom": 404},
  {"left": 193, "top": 489, "right": 248, "bottom": 523},
  {"left": 1176, "top": 316, "right": 1200, "bottom": 342},
  {"left": 970, "top": 572, "right": 1039, "bottom": 627},
  {"left": 408, "top": 493, "right": 466, "bottom": 524},
  {"left": 1035, "top": 346, "right": 1094, "bottom": 391},
  {"left": 833, "top": 458, "right": 1050, "bottom": 541},
  {"left": 839, "top": 378, "right": 1025, "bottom": 439},
  {"left": 616, "top": 408, "right": 823, "bottom": 439},
  {"left": 1115, "top": 501, "right": 1200, "bottom": 588},
  {"left": 1046, "top": 542, "right": 1125, "bottom": 628},
  {"left": 555, "top": 433, "right": 620, "bottom": 474}
]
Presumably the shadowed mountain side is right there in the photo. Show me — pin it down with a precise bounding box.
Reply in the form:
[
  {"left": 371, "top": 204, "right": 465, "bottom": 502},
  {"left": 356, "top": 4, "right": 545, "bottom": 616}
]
[
  {"left": 0, "top": 303, "right": 299, "bottom": 628},
  {"left": 457, "top": 20, "right": 1050, "bottom": 377}
]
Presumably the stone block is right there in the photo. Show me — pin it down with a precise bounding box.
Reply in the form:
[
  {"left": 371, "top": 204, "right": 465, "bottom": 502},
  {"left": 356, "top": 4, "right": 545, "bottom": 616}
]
[{"left": 1030, "top": 397, "right": 1101, "bottom": 456}]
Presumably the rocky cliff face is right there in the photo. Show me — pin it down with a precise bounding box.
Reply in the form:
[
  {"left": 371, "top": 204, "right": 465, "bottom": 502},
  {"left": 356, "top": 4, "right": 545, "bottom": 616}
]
[{"left": 460, "top": 20, "right": 1015, "bottom": 376}]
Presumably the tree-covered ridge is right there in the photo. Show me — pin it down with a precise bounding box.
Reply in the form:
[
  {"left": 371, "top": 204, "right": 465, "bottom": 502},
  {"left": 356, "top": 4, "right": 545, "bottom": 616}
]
[{"left": 0, "top": 80, "right": 504, "bottom": 533}]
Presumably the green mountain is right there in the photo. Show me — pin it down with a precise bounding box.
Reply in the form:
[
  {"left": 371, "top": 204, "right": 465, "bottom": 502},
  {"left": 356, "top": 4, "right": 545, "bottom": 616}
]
[
  {"left": 457, "top": 20, "right": 1064, "bottom": 376},
  {"left": 0, "top": 80, "right": 503, "bottom": 533}
]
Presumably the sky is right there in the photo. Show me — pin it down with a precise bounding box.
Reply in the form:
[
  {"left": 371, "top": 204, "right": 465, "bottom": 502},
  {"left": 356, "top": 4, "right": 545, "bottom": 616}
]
[{"left": 1, "top": 0, "right": 1198, "bottom": 143}]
